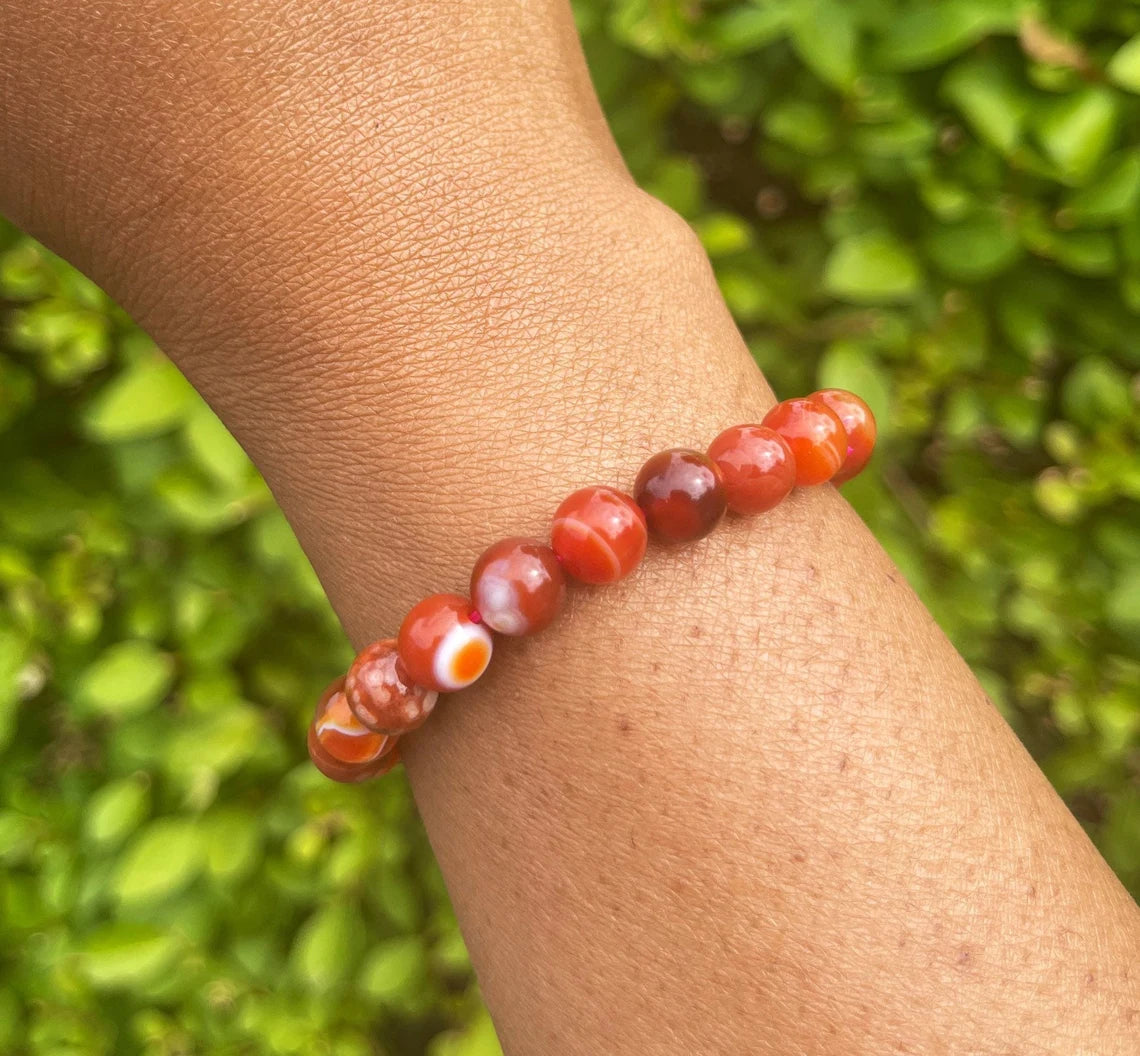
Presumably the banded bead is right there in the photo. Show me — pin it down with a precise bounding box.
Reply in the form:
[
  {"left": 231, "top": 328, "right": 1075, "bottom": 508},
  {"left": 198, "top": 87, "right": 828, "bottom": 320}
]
[
  {"left": 308, "top": 676, "right": 399, "bottom": 783},
  {"left": 761, "top": 397, "right": 847, "bottom": 486},
  {"left": 812, "top": 388, "right": 877, "bottom": 484},
  {"left": 397, "top": 593, "right": 493, "bottom": 693},
  {"left": 471, "top": 537, "right": 566, "bottom": 636},
  {"left": 707, "top": 424, "right": 796, "bottom": 515},
  {"left": 550, "top": 486, "right": 648, "bottom": 584},
  {"left": 345, "top": 637, "right": 438, "bottom": 734},
  {"left": 633, "top": 448, "right": 726, "bottom": 543}
]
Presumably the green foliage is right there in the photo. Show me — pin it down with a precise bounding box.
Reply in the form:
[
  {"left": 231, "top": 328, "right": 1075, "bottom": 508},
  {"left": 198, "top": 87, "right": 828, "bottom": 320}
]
[
  {"left": 0, "top": 240, "right": 485, "bottom": 1052},
  {"left": 3, "top": 0, "right": 1140, "bottom": 1051}
]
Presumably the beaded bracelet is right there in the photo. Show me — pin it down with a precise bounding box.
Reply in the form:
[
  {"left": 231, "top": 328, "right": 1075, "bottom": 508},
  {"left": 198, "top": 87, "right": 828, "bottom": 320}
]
[{"left": 307, "top": 389, "right": 876, "bottom": 783}]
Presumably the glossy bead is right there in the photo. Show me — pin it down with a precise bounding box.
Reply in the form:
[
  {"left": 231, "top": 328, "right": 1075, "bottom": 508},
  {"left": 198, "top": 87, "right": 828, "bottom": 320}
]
[
  {"left": 761, "top": 397, "right": 848, "bottom": 486},
  {"left": 345, "top": 637, "right": 438, "bottom": 734},
  {"left": 308, "top": 725, "right": 401, "bottom": 783},
  {"left": 707, "top": 424, "right": 797, "bottom": 515},
  {"left": 812, "top": 388, "right": 877, "bottom": 484},
  {"left": 470, "top": 537, "right": 566, "bottom": 636},
  {"left": 308, "top": 676, "right": 398, "bottom": 783},
  {"left": 633, "top": 448, "right": 726, "bottom": 543},
  {"left": 551, "top": 486, "right": 648, "bottom": 584},
  {"left": 397, "top": 593, "right": 493, "bottom": 693}
]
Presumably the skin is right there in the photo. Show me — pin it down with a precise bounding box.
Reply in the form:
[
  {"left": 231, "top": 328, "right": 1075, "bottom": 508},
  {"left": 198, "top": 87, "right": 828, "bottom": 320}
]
[{"left": 3, "top": 3, "right": 1139, "bottom": 1053}]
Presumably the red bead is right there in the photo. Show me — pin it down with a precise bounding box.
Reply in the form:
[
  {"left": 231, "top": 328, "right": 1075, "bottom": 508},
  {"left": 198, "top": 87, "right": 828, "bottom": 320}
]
[
  {"left": 551, "top": 486, "right": 648, "bottom": 584},
  {"left": 397, "top": 593, "right": 493, "bottom": 693},
  {"left": 308, "top": 676, "right": 398, "bottom": 783},
  {"left": 470, "top": 537, "right": 566, "bottom": 636},
  {"left": 812, "top": 388, "right": 877, "bottom": 484},
  {"left": 633, "top": 448, "right": 726, "bottom": 543},
  {"left": 345, "top": 637, "right": 438, "bottom": 734},
  {"left": 707, "top": 425, "right": 797, "bottom": 515},
  {"left": 761, "top": 397, "right": 848, "bottom": 486}
]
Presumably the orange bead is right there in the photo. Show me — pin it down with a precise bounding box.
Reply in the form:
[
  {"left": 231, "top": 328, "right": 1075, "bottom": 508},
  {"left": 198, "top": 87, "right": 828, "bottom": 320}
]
[
  {"left": 345, "top": 637, "right": 438, "bottom": 734},
  {"left": 634, "top": 448, "right": 726, "bottom": 543},
  {"left": 550, "top": 486, "right": 648, "bottom": 584},
  {"left": 812, "top": 389, "right": 877, "bottom": 484},
  {"left": 308, "top": 676, "right": 398, "bottom": 783},
  {"left": 707, "top": 425, "right": 796, "bottom": 514},
  {"left": 397, "top": 593, "right": 493, "bottom": 693},
  {"left": 761, "top": 397, "right": 847, "bottom": 486},
  {"left": 471, "top": 537, "right": 566, "bottom": 635}
]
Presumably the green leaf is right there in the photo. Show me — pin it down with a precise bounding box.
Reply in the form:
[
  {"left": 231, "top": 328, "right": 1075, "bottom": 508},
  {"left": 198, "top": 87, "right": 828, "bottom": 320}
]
[
  {"left": 706, "top": 4, "right": 792, "bottom": 55},
  {"left": 83, "top": 356, "right": 196, "bottom": 442},
  {"left": 1034, "top": 470, "right": 1083, "bottom": 524},
  {"left": 1029, "top": 228, "right": 1117, "bottom": 276},
  {"left": 84, "top": 777, "right": 150, "bottom": 849},
  {"left": 824, "top": 232, "right": 921, "bottom": 303},
  {"left": 692, "top": 213, "right": 753, "bottom": 256},
  {"left": 183, "top": 404, "right": 250, "bottom": 489},
  {"left": 873, "top": 1, "right": 1016, "bottom": 70},
  {"left": 0, "top": 462, "right": 83, "bottom": 540},
  {"left": 791, "top": 0, "right": 858, "bottom": 91},
  {"left": 1106, "top": 567, "right": 1140, "bottom": 636},
  {"left": 853, "top": 114, "right": 936, "bottom": 159},
  {"left": 202, "top": 808, "right": 263, "bottom": 882},
  {"left": 943, "top": 56, "right": 1028, "bottom": 154},
  {"left": 165, "top": 707, "right": 265, "bottom": 785},
  {"left": 75, "top": 924, "right": 181, "bottom": 990},
  {"left": 1061, "top": 357, "right": 1133, "bottom": 428},
  {"left": 764, "top": 99, "right": 837, "bottom": 156},
  {"left": 360, "top": 937, "right": 429, "bottom": 1005},
  {"left": 429, "top": 1012, "right": 504, "bottom": 1056},
  {"left": 0, "top": 812, "right": 37, "bottom": 865},
  {"left": 1063, "top": 151, "right": 1140, "bottom": 226},
  {"left": 1107, "top": 34, "right": 1140, "bottom": 94},
  {"left": 0, "top": 627, "right": 30, "bottom": 751},
  {"left": 1035, "top": 88, "right": 1119, "bottom": 184},
  {"left": 290, "top": 902, "right": 364, "bottom": 993},
  {"left": 679, "top": 59, "right": 747, "bottom": 108},
  {"left": 645, "top": 158, "right": 702, "bottom": 216},
  {"left": 112, "top": 817, "right": 204, "bottom": 905},
  {"left": 1101, "top": 793, "right": 1140, "bottom": 882},
  {"left": 75, "top": 640, "right": 175, "bottom": 719},
  {"left": 924, "top": 211, "right": 1022, "bottom": 281}
]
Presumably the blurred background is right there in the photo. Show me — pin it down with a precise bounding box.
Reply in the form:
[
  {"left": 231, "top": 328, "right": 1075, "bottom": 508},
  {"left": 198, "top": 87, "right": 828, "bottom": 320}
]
[{"left": 2, "top": 1, "right": 1139, "bottom": 1053}]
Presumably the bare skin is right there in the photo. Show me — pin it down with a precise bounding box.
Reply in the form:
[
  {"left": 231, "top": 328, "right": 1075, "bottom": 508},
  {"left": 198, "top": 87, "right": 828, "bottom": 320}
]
[{"left": 3, "top": 3, "right": 1138, "bottom": 1053}]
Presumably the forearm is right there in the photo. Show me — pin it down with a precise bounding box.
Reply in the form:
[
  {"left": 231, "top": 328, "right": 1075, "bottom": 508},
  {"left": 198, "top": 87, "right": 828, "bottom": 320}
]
[{"left": 3, "top": 4, "right": 1138, "bottom": 1054}]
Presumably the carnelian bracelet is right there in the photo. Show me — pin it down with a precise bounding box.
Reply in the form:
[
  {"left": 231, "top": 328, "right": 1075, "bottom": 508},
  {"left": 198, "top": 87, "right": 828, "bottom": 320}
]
[{"left": 307, "top": 389, "right": 876, "bottom": 783}]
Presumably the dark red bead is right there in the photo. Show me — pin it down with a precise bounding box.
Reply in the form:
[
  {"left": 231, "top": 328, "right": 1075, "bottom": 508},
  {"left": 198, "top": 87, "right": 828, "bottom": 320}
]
[{"left": 633, "top": 448, "right": 726, "bottom": 543}]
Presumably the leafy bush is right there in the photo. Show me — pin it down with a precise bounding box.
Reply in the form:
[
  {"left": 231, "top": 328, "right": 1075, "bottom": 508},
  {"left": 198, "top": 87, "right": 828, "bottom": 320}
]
[{"left": 1, "top": 1, "right": 1138, "bottom": 1052}]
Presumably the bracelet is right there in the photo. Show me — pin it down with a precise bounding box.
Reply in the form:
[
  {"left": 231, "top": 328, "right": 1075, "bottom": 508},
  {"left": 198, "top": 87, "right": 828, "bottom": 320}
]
[{"left": 307, "top": 389, "right": 876, "bottom": 783}]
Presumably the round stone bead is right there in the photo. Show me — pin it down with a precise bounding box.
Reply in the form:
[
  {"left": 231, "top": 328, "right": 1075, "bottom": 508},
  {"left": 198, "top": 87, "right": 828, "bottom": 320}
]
[
  {"left": 707, "top": 424, "right": 797, "bottom": 515},
  {"left": 761, "top": 397, "right": 848, "bottom": 486},
  {"left": 397, "top": 593, "right": 493, "bottom": 693},
  {"left": 813, "top": 388, "right": 877, "bottom": 484},
  {"left": 633, "top": 448, "right": 726, "bottom": 543},
  {"left": 470, "top": 537, "right": 566, "bottom": 636},
  {"left": 551, "top": 486, "right": 648, "bottom": 584},
  {"left": 308, "top": 676, "right": 399, "bottom": 783},
  {"left": 345, "top": 637, "right": 438, "bottom": 734}
]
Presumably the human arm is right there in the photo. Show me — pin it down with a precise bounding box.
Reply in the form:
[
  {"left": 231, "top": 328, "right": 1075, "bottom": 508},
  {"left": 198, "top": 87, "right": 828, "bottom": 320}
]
[{"left": 3, "top": 3, "right": 1139, "bottom": 1052}]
